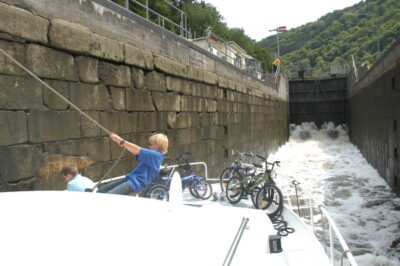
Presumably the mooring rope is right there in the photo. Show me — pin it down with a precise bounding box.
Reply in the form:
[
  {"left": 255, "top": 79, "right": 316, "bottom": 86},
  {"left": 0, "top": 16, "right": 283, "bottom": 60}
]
[
  {"left": 0, "top": 48, "right": 125, "bottom": 185},
  {"left": 0, "top": 48, "right": 112, "bottom": 135}
]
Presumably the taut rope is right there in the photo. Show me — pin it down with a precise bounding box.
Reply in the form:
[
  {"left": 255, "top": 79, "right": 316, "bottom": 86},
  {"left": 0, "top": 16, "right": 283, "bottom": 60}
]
[
  {"left": 0, "top": 48, "right": 111, "bottom": 135},
  {"left": 0, "top": 48, "right": 125, "bottom": 186}
]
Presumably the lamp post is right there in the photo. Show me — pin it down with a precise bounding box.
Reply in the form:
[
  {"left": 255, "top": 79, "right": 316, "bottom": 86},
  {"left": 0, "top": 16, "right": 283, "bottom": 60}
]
[
  {"left": 269, "top": 26, "right": 286, "bottom": 57},
  {"left": 344, "top": 12, "right": 380, "bottom": 54}
]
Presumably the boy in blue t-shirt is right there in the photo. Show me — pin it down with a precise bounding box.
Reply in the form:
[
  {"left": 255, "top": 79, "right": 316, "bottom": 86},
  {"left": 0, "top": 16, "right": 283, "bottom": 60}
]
[{"left": 98, "top": 133, "right": 169, "bottom": 195}]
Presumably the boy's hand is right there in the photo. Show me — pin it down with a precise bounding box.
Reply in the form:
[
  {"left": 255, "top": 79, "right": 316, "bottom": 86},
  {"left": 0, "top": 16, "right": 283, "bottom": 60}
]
[{"left": 110, "top": 133, "right": 124, "bottom": 147}]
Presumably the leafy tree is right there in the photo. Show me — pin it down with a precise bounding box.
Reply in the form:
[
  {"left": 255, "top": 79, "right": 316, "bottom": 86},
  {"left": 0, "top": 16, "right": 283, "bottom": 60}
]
[
  {"left": 259, "top": 0, "right": 400, "bottom": 72},
  {"left": 110, "top": 0, "right": 273, "bottom": 72}
]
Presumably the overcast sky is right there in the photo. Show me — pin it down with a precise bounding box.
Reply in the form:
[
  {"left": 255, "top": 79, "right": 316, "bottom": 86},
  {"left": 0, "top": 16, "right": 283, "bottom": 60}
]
[{"left": 203, "top": 0, "right": 362, "bottom": 41}]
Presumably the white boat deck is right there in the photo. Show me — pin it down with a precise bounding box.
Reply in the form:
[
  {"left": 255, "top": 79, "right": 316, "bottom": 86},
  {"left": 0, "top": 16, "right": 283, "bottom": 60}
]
[{"left": 0, "top": 190, "right": 331, "bottom": 266}]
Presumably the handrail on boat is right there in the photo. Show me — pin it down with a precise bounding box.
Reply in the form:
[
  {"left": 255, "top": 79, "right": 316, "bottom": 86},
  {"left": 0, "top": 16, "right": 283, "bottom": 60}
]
[
  {"left": 223, "top": 217, "right": 250, "bottom": 266},
  {"left": 280, "top": 176, "right": 358, "bottom": 266},
  {"left": 96, "top": 161, "right": 209, "bottom": 185}
]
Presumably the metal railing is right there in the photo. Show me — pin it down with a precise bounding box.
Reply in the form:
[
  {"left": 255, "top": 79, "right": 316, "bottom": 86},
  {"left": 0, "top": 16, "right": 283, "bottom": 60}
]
[
  {"left": 115, "top": 0, "right": 189, "bottom": 38},
  {"left": 96, "top": 161, "right": 209, "bottom": 185},
  {"left": 286, "top": 64, "right": 350, "bottom": 80},
  {"left": 192, "top": 27, "right": 264, "bottom": 80},
  {"left": 281, "top": 177, "right": 358, "bottom": 266}
]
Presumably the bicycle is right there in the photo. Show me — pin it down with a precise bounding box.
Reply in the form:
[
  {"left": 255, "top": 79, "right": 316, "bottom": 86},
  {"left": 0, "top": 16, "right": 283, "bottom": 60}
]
[
  {"left": 219, "top": 150, "right": 261, "bottom": 195},
  {"left": 175, "top": 153, "right": 213, "bottom": 200},
  {"left": 225, "top": 154, "right": 284, "bottom": 218},
  {"left": 146, "top": 153, "right": 213, "bottom": 201}
]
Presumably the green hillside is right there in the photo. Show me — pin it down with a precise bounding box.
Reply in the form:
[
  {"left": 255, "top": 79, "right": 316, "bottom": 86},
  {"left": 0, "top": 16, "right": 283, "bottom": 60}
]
[{"left": 259, "top": 0, "right": 400, "bottom": 71}]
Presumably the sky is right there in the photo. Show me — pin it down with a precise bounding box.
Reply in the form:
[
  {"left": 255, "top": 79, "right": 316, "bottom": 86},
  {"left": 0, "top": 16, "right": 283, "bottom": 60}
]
[{"left": 203, "top": 0, "right": 363, "bottom": 41}]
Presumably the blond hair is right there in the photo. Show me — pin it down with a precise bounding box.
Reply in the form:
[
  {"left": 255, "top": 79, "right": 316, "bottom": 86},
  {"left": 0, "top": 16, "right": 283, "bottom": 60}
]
[{"left": 149, "top": 133, "right": 169, "bottom": 154}]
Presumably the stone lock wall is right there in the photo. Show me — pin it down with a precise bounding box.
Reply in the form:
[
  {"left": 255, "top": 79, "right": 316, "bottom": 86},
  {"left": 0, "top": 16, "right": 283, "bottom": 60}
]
[
  {"left": 0, "top": 0, "right": 289, "bottom": 191},
  {"left": 348, "top": 39, "right": 400, "bottom": 195}
]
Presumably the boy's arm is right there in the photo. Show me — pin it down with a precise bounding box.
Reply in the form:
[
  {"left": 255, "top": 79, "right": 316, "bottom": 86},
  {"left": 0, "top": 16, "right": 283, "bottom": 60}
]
[{"left": 109, "top": 133, "right": 141, "bottom": 155}]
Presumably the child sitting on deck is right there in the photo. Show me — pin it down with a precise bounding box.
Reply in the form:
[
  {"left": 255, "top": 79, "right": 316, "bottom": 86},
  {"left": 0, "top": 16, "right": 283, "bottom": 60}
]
[{"left": 97, "top": 133, "right": 169, "bottom": 195}]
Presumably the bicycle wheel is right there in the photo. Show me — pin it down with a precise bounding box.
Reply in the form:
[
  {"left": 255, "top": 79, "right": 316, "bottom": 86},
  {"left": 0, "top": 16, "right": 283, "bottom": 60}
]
[
  {"left": 225, "top": 171, "right": 244, "bottom": 204},
  {"left": 189, "top": 186, "right": 200, "bottom": 198},
  {"left": 148, "top": 185, "right": 169, "bottom": 201},
  {"left": 256, "top": 184, "right": 283, "bottom": 219},
  {"left": 195, "top": 180, "right": 213, "bottom": 200},
  {"left": 219, "top": 167, "right": 234, "bottom": 194},
  {"left": 250, "top": 185, "right": 262, "bottom": 208}
]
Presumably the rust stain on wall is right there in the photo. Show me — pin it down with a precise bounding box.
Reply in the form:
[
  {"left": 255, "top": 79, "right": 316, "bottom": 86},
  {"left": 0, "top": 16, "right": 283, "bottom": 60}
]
[{"left": 39, "top": 154, "right": 94, "bottom": 177}]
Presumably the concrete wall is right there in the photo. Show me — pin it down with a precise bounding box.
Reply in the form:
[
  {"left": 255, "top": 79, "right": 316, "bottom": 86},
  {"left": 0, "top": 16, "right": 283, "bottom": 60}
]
[
  {"left": 0, "top": 0, "right": 289, "bottom": 191},
  {"left": 348, "top": 39, "right": 400, "bottom": 195}
]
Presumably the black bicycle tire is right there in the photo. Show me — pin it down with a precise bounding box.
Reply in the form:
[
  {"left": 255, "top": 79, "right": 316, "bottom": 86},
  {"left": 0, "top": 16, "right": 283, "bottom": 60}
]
[
  {"left": 189, "top": 185, "right": 200, "bottom": 198},
  {"left": 256, "top": 184, "right": 283, "bottom": 219},
  {"left": 219, "top": 167, "right": 234, "bottom": 193},
  {"left": 196, "top": 180, "right": 213, "bottom": 200},
  {"left": 225, "top": 171, "right": 244, "bottom": 204},
  {"left": 148, "top": 185, "right": 169, "bottom": 201}
]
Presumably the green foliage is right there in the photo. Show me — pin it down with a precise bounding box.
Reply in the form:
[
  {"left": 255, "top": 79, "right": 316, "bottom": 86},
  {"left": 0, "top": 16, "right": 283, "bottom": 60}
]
[
  {"left": 259, "top": 0, "right": 400, "bottom": 70},
  {"left": 111, "top": 0, "right": 273, "bottom": 72}
]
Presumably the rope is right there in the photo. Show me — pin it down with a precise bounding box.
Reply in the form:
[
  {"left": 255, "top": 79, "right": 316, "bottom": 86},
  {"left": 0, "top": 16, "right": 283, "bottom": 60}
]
[
  {"left": 0, "top": 48, "right": 126, "bottom": 186},
  {"left": 0, "top": 48, "right": 111, "bottom": 135},
  {"left": 87, "top": 148, "right": 126, "bottom": 192},
  {"left": 271, "top": 214, "right": 295, "bottom": 236}
]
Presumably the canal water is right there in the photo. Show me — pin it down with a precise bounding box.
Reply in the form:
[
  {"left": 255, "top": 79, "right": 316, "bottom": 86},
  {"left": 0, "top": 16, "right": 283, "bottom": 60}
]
[{"left": 267, "top": 122, "right": 400, "bottom": 266}]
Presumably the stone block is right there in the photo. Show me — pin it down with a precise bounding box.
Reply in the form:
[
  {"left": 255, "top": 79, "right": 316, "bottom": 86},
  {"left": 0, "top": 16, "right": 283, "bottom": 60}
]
[
  {"left": 99, "top": 111, "right": 132, "bottom": 135},
  {"left": 177, "top": 128, "right": 201, "bottom": 145},
  {"left": 0, "top": 2, "right": 48, "bottom": 44},
  {"left": 228, "top": 79, "right": 236, "bottom": 90},
  {"left": 137, "top": 112, "right": 167, "bottom": 132},
  {"left": 126, "top": 88, "right": 155, "bottom": 111},
  {"left": 161, "top": 35, "right": 190, "bottom": 65},
  {"left": 154, "top": 55, "right": 186, "bottom": 78},
  {"left": 124, "top": 43, "right": 153, "bottom": 70},
  {"left": 152, "top": 92, "right": 181, "bottom": 111},
  {"left": 131, "top": 67, "right": 146, "bottom": 89},
  {"left": 0, "top": 75, "right": 43, "bottom": 110},
  {"left": 129, "top": 112, "right": 139, "bottom": 133},
  {"left": 75, "top": 56, "right": 99, "bottom": 83},
  {"left": 201, "top": 126, "right": 219, "bottom": 140},
  {"left": 44, "top": 137, "right": 111, "bottom": 162},
  {"left": 186, "top": 65, "right": 204, "bottom": 82},
  {"left": 206, "top": 99, "right": 217, "bottom": 112},
  {"left": 146, "top": 71, "right": 166, "bottom": 92},
  {"left": 80, "top": 111, "right": 101, "bottom": 138},
  {"left": 180, "top": 96, "right": 206, "bottom": 112},
  {"left": 166, "top": 112, "right": 192, "bottom": 129},
  {"left": 166, "top": 76, "right": 184, "bottom": 93},
  {"left": 69, "top": 83, "right": 109, "bottom": 111},
  {"left": 49, "top": 19, "right": 124, "bottom": 62},
  {"left": 194, "top": 83, "right": 204, "bottom": 98},
  {"left": 203, "top": 71, "right": 217, "bottom": 85},
  {"left": 183, "top": 81, "right": 195, "bottom": 96},
  {"left": 26, "top": 44, "right": 78, "bottom": 81},
  {"left": 217, "top": 100, "right": 229, "bottom": 113},
  {"left": 99, "top": 61, "right": 131, "bottom": 87},
  {"left": 0, "top": 40, "right": 25, "bottom": 75},
  {"left": 0, "top": 111, "right": 27, "bottom": 146},
  {"left": 198, "top": 113, "right": 210, "bottom": 127},
  {"left": 0, "top": 144, "right": 42, "bottom": 183},
  {"left": 43, "top": 79, "right": 69, "bottom": 110},
  {"left": 110, "top": 87, "right": 126, "bottom": 110},
  {"left": 203, "top": 85, "right": 217, "bottom": 99},
  {"left": 28, "top": 111, "right": 81, "bottom": 143},
  {"left": 218, "top": 76, "right": 229, "bottom": 88}
]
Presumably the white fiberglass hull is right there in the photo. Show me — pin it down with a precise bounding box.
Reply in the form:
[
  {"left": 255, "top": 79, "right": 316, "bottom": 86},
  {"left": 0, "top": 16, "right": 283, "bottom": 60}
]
[{"left": 0, "top": 191, "right": 330, "bottom": 266}]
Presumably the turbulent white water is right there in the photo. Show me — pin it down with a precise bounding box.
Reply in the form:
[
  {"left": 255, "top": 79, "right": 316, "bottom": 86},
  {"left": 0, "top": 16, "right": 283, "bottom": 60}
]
[{"left": 267, "top": 122, "right": 400, "bottom": 266}]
